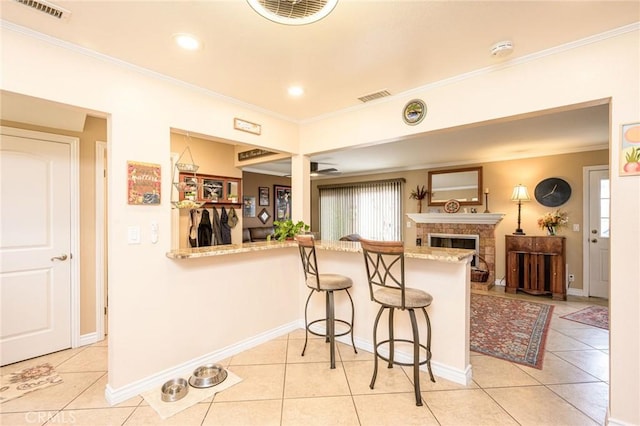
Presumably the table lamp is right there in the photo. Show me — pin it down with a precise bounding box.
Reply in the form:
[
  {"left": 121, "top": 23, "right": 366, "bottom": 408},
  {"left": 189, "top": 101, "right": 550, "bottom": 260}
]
[{"left": 511, "top": 184, "right": 530, "bottom": 235}]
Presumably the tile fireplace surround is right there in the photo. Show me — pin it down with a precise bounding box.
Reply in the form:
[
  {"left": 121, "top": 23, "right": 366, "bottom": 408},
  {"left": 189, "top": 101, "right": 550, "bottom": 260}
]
[{"left": 407, "top": 213, "right": 505, "bottom": 289}]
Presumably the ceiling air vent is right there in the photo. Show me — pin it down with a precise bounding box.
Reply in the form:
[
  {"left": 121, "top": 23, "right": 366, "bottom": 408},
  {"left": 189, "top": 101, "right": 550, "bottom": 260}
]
[
  {"left": 14, "top": 0, "right": 71, "bottom": 19},
  {"left": 247, "top": 0, "right": 338, "bottom": 25},
  {"left": 358, "top": 90, "right": 391, "bottom": 103}
]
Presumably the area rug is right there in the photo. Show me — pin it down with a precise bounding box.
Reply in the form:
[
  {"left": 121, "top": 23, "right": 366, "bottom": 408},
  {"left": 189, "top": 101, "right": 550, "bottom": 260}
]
[
  {"left": 0, "top": 363, "right": 63, "bottom": 403},
  {"left": 560, "top": 306, "right": 609, "bottom": 330},
  {"left": 470, "top": 294, "right": 554, "bottom": 369},
  {"left": 141, "top": 369, "right": 242, "bottom": 420}
]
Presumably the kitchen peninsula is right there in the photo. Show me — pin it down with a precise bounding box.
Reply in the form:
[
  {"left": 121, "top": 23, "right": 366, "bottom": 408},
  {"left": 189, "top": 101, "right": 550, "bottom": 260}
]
[{"left": 167, "top": 240, "right": 474, "bottom": 385}]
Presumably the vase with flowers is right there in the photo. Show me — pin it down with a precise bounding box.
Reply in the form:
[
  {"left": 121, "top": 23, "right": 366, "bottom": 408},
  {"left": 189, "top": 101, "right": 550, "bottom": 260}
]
[{"left": 537, "top": 210, "right": 568, "bottom": 236}]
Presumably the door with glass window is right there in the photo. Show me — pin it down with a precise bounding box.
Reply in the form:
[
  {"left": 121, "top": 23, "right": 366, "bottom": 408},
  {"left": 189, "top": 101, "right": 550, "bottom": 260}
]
[{"left": 587, "top": 167, "right": 609, "bottom": 299}]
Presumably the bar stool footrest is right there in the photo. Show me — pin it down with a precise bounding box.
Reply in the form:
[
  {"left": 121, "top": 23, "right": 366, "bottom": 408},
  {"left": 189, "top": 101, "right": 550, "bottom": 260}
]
[
  {"left": 307, "top": 318, "right": 354, "bottom": 338},
  {"left": 374, "top": 338, "right": 432, "bottom": 367}
]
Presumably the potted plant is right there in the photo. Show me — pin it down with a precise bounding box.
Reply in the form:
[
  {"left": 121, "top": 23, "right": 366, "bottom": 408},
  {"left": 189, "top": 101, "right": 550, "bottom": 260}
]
[
  {"left": 409, "top": 185, "right": 429, "bottom": 213},
  {"left": 269, "top": 219, "right": 310, "bottom": 241}
]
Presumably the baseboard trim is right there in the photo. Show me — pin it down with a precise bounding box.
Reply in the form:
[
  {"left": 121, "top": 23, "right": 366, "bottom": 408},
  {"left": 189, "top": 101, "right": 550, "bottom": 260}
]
[
  {"left": 567, "top": 287, "right": 586, "bottom": 297},
  {"left": 78, "top": 332, "right": 101, "bottom": 347},
  {"left": 105, "top": 321, "right": 299, "bottom": 405}
]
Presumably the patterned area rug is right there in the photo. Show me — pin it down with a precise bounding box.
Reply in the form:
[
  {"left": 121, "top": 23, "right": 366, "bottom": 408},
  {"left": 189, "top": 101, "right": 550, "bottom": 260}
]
[
  {"left": 560, "top": 305, "right": 609, "bottom": 329},
  {"left": 0, "top": 363, "right": 62, "bottom": 403},
  {"left": 471, "top": 294, "right": 554, "bottom": 369}
]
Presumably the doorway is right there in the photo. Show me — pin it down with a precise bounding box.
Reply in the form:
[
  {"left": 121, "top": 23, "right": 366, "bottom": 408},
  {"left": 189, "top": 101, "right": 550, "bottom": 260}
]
[
  {"left": 583, "top": 165, "right": 610, "bottom": 299},
  {"left": 0, "top": 126, "right": 80, "bottom": 365}
]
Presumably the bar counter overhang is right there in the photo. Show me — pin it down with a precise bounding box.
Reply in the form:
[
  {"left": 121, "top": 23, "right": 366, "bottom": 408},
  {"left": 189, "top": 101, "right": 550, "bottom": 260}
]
[{"left": 167, "top": 240, "right": 474, "bottom": 386}]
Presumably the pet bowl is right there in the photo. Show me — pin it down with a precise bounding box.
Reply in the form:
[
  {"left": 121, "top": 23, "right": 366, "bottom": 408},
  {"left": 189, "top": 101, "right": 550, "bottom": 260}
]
[
  {"left": 188, "top": 363, "right": 228, "bottom": 388},
  {"left": 160, "top": 378, "right": 189, "bottom": 402}
]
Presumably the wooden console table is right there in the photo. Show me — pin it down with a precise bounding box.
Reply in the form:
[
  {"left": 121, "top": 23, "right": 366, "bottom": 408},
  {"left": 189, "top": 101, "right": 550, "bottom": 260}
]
[{"left": 505, "top": 235, "right": 566, "bottom": 300}]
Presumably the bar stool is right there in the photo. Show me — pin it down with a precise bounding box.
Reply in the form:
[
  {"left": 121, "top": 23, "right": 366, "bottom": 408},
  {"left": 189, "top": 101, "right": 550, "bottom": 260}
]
[
  {"left": 359, "top": 238, "right": 435, "bottom": 406},
  {"left": 295, "top": 234, "right": 357, "bottom": 369}
]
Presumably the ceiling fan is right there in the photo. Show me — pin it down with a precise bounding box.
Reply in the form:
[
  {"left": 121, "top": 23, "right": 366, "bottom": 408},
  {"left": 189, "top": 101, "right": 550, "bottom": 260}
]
[{"left": 311, "top": 161, "right": 340, "bottom": 175}]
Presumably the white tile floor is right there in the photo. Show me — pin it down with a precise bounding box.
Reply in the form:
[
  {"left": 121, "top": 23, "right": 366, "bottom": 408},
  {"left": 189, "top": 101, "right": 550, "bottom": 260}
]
[{"left": 1, "top": 287, "right": 609, "bottom": 425}]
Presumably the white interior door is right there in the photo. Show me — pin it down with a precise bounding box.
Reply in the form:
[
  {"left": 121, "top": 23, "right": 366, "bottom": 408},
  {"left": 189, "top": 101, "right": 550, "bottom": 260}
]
[
  {"left": 1, "top": 131, "right": 72, "bottom": 365},
  {"left": 586, "top": 167, "right": 610, "bottom": 299}
]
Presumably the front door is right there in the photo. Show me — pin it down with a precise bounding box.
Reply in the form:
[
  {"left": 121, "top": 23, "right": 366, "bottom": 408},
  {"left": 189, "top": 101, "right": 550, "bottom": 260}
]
[
  {"left": 586, "top": 167, "right": 610, "bottom": 299},
  {"left": 0, "top": 128, "right": 73, "bottom": 365}
]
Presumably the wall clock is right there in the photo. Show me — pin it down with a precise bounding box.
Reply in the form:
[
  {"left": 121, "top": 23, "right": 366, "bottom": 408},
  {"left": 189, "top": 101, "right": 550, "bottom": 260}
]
[
  {"left": 534, "top": 177, "right": 572, "bottom": 207},
  {"left": 402, "top": 99, "right": 426, "bottom": 125}
]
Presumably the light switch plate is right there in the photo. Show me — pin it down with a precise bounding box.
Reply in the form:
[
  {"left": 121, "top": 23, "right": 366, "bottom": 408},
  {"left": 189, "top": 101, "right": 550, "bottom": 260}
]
[
  {"left": 127, "top": 226, "right": 141, "bottom": 244},
  {"left": 572, "top": 224, "right": 580, "bottom": 232}
]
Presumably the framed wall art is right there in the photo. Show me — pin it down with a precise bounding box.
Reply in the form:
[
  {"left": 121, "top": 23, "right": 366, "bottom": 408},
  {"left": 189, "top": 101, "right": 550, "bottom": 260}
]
[
  {"left": 258, "top": 208, "right": 271, "bottom": 224},
  {"left": 259, "top": 186, "right": 269, "bottom": 206},
  {"left": 243, "top": 196, "right": 256, "bottom": 217},
  {"left": 274, "top": 185, "right": 291, "bottom": 221},
  {"left": 127, "top": 161, "right": 161, "bottom": 205},
  {"left": 621, "top": 122, "right": 640, "bottom": 176}
]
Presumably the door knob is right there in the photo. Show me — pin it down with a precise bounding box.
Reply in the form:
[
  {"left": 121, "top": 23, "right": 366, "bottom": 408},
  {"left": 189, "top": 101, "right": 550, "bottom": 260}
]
[
  {"left": 51, "top": 254, "right": 68, "bottom": 261},
  {"left": 591, "top": 239, "right": 598, "bottom": 243}
]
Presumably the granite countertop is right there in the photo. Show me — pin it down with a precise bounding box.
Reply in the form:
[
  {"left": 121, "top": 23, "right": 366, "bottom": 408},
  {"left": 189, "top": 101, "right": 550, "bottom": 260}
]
[{"left": 167, "top": 239, "right": 473, "bottom": 263}]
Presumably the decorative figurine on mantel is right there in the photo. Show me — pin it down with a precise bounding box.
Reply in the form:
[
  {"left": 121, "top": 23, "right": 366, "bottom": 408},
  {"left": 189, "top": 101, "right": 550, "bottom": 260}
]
[{"left": 409, "top": 185, "right": 429, "bottom": 213}]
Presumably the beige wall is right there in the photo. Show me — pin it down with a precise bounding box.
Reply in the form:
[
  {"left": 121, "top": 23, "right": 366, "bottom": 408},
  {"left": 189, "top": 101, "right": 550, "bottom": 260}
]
[{"left": 0, "top": 116, "right": 107, "bottom": 335}]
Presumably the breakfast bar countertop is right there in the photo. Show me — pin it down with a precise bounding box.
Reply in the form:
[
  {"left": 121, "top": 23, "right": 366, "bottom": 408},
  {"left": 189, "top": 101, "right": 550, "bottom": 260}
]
[{"left": 166, "top": 239, "right": 474, "bottom": 263}]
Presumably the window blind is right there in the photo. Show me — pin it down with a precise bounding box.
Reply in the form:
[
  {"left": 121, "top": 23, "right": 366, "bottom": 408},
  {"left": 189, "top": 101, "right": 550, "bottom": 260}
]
[{"left": 318, "top": 179, "right": 404, "bottom": 241}]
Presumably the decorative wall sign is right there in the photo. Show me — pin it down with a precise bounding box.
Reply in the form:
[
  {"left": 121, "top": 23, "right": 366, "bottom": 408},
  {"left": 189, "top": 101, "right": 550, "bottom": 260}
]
[
  {"left": 127, "top": 161, "right": 161, "bottom": 205},
  {"left": 234, "top": 118, "right": 262, "bottom": 135},
  {"left": 238, "top": 148, "right": 275, "bottom": 161},
  {"left": 258, "top": 208, "right": 271, "bottom": 224},
  {"left": 274, "top": 185, "right": 291, "bottom": 221},
  {"left": 402, "top": 99, "right": 427, "bottom": 125},
  {"left": 621, "top": 122, "right": 640, "bottom": 176}
]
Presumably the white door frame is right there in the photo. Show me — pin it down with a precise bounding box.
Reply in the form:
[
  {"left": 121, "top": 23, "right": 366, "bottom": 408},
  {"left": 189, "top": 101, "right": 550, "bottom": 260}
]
[
  {"left": 95, "top": 141, "right": 107, "bottom": 341},
  {"left": 0, "top": 126, "right": 81, "bottom": 349},
  {"left": 582, "top": 164, "right": 609, "bottom": 298}
]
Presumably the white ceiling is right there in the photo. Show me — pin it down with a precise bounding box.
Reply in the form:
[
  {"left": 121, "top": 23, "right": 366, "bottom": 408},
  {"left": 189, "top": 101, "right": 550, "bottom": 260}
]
[{"left": 1, "top": 0, "right": 636, "bottom": 176}]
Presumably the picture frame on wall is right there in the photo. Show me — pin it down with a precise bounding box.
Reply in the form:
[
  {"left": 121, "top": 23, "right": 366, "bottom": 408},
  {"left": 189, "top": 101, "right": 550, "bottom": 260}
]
[
  {"left": 258, "top": 208, "right": 271, "bottom": 224},
  {"left": 243, "top": 196, "right": 256, "bottom": 217},
  {"left": 274, "top": 185, "right": 291, "bottom": 221},
  {"left": 620, "top": 122, "right": 640, "bottom": 176},
  {"left": 259, "top": 186, "right": 269, "bottom": 206}
]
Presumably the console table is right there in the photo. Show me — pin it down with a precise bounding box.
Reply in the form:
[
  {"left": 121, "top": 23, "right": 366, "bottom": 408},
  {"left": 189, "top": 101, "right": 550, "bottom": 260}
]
[{"left": 505, "top": 235, "right": 566, "bottom": 300}]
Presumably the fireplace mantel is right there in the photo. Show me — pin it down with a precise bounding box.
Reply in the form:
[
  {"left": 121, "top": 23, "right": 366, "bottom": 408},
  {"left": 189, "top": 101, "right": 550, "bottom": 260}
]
[{"left": 407, "top": 213, "right": 505, "bottom": 225}]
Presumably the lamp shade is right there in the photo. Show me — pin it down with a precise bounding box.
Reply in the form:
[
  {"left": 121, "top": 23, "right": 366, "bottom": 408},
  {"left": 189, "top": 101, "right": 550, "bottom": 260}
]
[{"left": 511, "top": 184, "right": 531, "bottom": 202}]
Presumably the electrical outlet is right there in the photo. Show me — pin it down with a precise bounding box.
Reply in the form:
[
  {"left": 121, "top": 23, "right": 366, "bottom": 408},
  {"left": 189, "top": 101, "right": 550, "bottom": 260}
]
[{"left": 568, "top": 274, "right": 575, "bottom": 282}]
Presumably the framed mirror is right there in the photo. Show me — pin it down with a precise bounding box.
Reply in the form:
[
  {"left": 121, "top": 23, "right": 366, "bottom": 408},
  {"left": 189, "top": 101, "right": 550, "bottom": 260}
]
[{"left": 428, "top": 166, "right": 482, "bottom": 206}]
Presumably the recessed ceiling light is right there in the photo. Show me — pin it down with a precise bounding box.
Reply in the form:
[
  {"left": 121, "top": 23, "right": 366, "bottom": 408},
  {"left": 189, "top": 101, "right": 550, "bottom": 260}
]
[
  {"left": 288, "top": 86, "right": 304, "bottom": 97},
  {"left": 174, "top": 33, "right": 201, "bottom": 50}
]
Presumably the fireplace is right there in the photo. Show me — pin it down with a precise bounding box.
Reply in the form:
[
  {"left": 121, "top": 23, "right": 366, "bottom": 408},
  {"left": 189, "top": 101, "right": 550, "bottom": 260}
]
[
  {"left": 407, "top": 213, "right": 505, "bottom": 290},
  {"left": 428, "top": 233, "right": 479, "bottom": 267}
]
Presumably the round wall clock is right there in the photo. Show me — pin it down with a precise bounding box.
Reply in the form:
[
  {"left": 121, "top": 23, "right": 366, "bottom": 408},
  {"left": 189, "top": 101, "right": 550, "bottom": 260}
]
[
  {"left": 534, "top": 177, "right": 572, "bottom": 207},
  {"left": 443, "top": 199, "right": 461, "bottom": 213},
  {"left": 402, "top": 99, "right": 427, "bottom": 125}
]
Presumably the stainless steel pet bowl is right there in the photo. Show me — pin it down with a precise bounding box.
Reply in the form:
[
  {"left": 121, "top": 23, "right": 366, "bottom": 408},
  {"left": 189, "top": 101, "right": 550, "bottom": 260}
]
[
  {"left": 188, "top": 363, "right": 228, "bottom": 389},
  {"left": 160, "top": 378, "right": 189, "bottom": 402}
]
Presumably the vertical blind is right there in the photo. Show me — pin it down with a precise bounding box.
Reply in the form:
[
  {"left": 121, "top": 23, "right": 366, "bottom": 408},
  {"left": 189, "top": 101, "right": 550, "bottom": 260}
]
[{"left": 318, "top": 179, "right": 404, "bottom": 241}]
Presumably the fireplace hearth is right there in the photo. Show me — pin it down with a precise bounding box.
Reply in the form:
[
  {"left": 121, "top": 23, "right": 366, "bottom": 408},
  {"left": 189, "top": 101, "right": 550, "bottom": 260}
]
[{"left": 408, "top": 213, "right": 504, "bottom": 289}]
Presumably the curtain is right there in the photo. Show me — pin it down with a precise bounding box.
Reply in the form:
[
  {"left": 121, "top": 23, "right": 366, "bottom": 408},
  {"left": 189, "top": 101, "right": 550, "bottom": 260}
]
[{"left": 318, "top": 179, "right": 403, "bottom": 241}]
